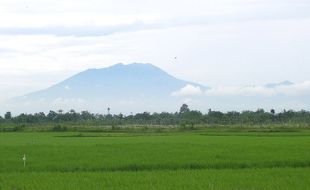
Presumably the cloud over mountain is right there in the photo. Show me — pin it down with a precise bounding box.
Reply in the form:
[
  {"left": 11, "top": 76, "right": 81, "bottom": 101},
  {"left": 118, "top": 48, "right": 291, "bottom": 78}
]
[{"left": 171, "top": 84, "right": 204, "bottom": 97}]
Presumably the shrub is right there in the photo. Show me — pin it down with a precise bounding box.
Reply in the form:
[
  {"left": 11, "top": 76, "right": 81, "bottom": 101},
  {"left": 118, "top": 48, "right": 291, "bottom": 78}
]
[{"left": 52, "top": 125, "right": 67, "bottom": 132}]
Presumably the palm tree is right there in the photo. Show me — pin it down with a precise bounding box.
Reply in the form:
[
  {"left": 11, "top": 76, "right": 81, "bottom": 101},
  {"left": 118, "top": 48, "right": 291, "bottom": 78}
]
[{"left": 107, "top": 107, "right": 110, "bottom": 115}]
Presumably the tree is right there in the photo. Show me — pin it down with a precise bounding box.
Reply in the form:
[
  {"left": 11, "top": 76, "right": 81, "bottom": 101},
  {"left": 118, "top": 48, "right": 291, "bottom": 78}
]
[
  {"left": 179, "top": 104, "right": 190, "bottom": 114},
  {"left": 47, "top": 110, "right": 58, "bottom": 121},
  {"left": 181, "top": 110, "right": 203, "bottom": 127},
  {"left": 81, "top": 111, "right": 94, "bottom": 120},
  {"left": 107, "top": 107, "right": 111, "bottom": 115},
  {"left": 69, "top": 109, "right": 76, "bottom": 114},
  {"left": 270, "top": 109, "right": 275, "bottom": 115},
  {"left": 207, "top": 111, "right": 224, "bottom": 124},
  {"left": 4, "top": 111, "right": 12, "bottom": 120}
]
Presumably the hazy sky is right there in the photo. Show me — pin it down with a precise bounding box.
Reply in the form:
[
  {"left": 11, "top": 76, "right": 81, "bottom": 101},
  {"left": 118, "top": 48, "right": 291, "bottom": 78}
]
[{"left": 1, "top": 0, "right": 310, "bottom": 103}]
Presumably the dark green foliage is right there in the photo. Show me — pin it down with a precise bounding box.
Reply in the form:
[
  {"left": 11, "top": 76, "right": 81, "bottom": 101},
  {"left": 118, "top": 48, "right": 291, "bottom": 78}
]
[
  {"left": 179, "top": 104, "right": 190, "bottom": 114},
  {"left": 12, "top": 124, "right": 26, "bottom": 132},
  {"left": 180, "top": 110, "right": 203, "bottom": 127},
  {"left": 52, "top": 125, "right": 67, "bottom": 132},
  {"left": 4, "top": 111, "right": 12, "bottom": 120},
  {"left": 1, "top": 107, "right": 310, "bottom": 129}
]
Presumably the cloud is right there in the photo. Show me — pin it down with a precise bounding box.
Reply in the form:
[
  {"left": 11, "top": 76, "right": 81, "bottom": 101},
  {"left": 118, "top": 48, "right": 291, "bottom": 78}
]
[
  {"left": 172, "top": 84, "right": 204, "bottom": 97},
  {"left": 276, "top": 81, "right": 310, "bottom": 96},
  {"left": 1, "top": 10, "right": 310, "bottom": 37},
  {"left": 205, "top": 81, "right": 310, "bottom": 97},
  {"left": 0, "top": 0, "right": 310, "bottom": 37},
  {"left": 205, "top": 86, "right": 276, "bottom": 97},
  {"left": 0, "top": 0, "right": 310, "bottom": 105},
  {"left": 0, "top": 21, "right": 155, "bottom": 37}
]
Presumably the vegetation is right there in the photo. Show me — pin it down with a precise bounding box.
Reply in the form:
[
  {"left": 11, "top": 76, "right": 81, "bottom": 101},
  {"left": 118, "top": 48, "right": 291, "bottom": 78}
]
[
  {"left": 1, "top": 105, "right": 310, "bottom": 189},
  {"left": 1, "top": 105, "right": 310, "bottom": 131},
  {"left": 0, "top": 131, "right": 310, "bottom": 189}
]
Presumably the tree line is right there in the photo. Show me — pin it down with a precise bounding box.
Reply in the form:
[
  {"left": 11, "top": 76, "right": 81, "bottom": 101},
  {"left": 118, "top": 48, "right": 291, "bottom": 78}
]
[{"left": 1, "top": 104, "right": 310, "bottom": 127}]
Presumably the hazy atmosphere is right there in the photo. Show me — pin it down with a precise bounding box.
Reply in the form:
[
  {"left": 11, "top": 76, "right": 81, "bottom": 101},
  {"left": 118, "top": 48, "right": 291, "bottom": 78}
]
[
  {"left": 1, "top": 1, "right": 310, "bottom": 190},
  {"left": 1, "top": 0, "right": 310, "bottom": 114}
]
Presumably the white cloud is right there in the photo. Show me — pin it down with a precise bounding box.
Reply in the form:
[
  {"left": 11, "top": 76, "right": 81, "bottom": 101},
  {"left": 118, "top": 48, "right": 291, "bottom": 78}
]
[
  {"left": 0, "top": 0, "right": 310, "bottom": 105},
  {"left": 205, "top": 81, "right": 310, "bottom": 97},
  {"left": 276, "top": 81, "right": 310, "bottom": 96},
  {"left": 205, "top": 86, "right": 276, "bottom": 96},
  {"left": 0, "top": 0, "right": 309, "bottom": 36},
  {"left": 172, "top": 84, "right": 204, "bottom": 97}
]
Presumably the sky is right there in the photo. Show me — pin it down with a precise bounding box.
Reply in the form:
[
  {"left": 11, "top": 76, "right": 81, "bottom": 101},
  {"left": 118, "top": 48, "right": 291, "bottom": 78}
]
[{"left": 0, "top": 0, "right": 310, "bottom": 105}]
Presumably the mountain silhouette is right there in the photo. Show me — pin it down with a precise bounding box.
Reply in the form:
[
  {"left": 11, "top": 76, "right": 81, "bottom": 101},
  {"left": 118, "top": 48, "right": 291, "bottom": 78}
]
[
  {"left": 8, "top": 63, "right": 207, "bottom": 113},
  {"left": 18, "top": 63, "right": 206, "bottom": 100},
  {"left": 4, "top": 64, "right": 308, "bottom": 114}
]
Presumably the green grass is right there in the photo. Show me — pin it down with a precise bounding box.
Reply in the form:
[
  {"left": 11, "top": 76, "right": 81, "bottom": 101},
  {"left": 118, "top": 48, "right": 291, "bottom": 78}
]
[
  {"left": 1, "top": 168, "right": 310, "bottom": 190},
  {"left": 1, "top": 130, "right": 310, "bottom": 189}
]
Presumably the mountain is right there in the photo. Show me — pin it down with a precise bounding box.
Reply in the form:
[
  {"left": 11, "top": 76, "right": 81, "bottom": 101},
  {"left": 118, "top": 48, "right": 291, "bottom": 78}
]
[
  {"left": 3, "top": 63, "right": 309, "bottom": 114},
  {"left": 7, "top": 63, "right": 207, "bottom": 113},
  {"left": 17, "top": 63, "right": 206, "bottom": 100}
]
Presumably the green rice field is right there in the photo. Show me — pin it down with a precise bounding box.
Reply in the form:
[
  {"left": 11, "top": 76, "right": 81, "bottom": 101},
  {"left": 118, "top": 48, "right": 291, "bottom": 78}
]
[{"left": 1, "top": 129, "right": 310, "bottom": 189}]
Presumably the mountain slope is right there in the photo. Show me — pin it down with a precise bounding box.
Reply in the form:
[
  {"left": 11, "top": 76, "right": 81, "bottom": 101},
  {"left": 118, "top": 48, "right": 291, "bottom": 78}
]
[
  {"left": 8, "top": 63, "right": 207, "bottom": 113},
  {"left": 4, "top": 63, "right": 308, "bottom": 114},
  {"left": 19, "top": 63, "right": 206, "bottom": 100}
]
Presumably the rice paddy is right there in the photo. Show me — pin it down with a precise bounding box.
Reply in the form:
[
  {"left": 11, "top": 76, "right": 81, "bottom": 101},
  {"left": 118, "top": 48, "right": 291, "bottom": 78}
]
[{"left": 0, "top": 129, "right": 310, "bottom": 189}]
